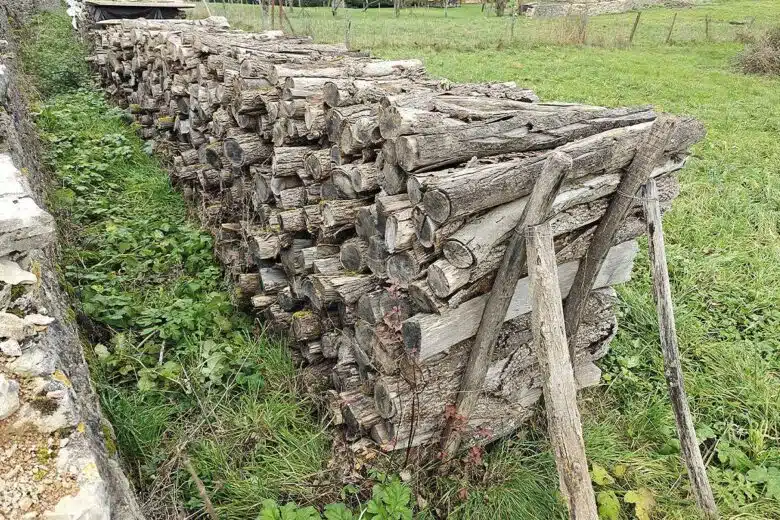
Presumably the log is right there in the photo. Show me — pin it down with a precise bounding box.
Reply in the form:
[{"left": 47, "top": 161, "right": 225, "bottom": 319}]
[
  {"left": 292, "top": 310, "right": 322, "bottom": 342},
  {"left": 417, "top": 119, "right": 697, "bottom": 224},
  {"left": 355, "top": 205, "right": 379, "bottom": 240},
  {"left": 272, "top": 145, "right": 312, "bottom": 177},
  {"left": 357, "top": 290, "right": 384, "bottom": 325},
  {"left": 386, "top": 244, "right": 437, "bottom": 287},
  {"left": 366, "top": 235, "right": 389, "bottom": 278},
  {"left": 527, "top": 221, "right": 598, "bottom": 519},
  {"left": 321, "top": 199, "right": 372, "bottom": 229},
  {"left": 385, "top": 208, "right": 416, "bottom": 253},
  {"left": 340, "top": 237, "right": 370, "bottom": 273},
  {"left": 643, "top": 179, "right": 718, "bottom": 519},
  {"left": 564, "top": 115, "right": 676, "bottom": 360},
  {"left": 303, "top": 148, "right": 333, "bottom": 181},
  {"left": 224, "top": 133, "right": 273, "bottom": 167},
  {"left": 402, "top": 240, "right": 639, "bottom": 362},
  {"left": 440, "top": 151, "right": 571, "bottom": 460},
  {"left": 394, "top": 105, "right": 655, "bottom": 172}
]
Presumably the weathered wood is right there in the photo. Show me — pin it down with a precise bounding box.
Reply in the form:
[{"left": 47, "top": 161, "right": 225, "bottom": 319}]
[
  {"left": 440, "top": 152, "right": 571, "bottom": 460},
  {"left": 224, "top": 133, "right": 273, "bottom": 167},
  {"left": 385, "top": 208, "right": 416, "bottom": 253},
  {"left": 402, "top": 240, "right": 638, "bottom": 362},
  {"left": 340, "top": 237, "right": 370, "bottom": 272},
  {"left": 395, "top": 105, "right": 655, "bottom": 172},
  {"left": 366, "top": 235, "right": 389, "bottom": 278},
  {"left": 417, "top": 119, "right": 699, "bottom": 224},
  {"left": 643, "top": 179, "right": 718, "bottom": 519},
  {"left": 355, "top": 205, "right": 379, "bottom": 240},
  {"left": 321, "top": 199, "right": 372, "bottom": 229},
  {"left": 292, "top": 310, "right": 322, "bottom": 342},
  {"left": 564, "top": 115, "right": 676, "bottom": 361},
  {"left": 527, "top": 221, "right": 598, "bottom": 520},
  {"left": 386, "top": 244, "right": 437, "bottom": 287},
  {"left": 272, "top": 145, "right": 312, "bottom": 177}
]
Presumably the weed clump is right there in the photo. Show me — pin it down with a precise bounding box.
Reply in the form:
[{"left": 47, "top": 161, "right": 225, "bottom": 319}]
[
  {"left": 17, "top": 12, "right": 90, "bottom": 97},
  {"left": 737, "top": 26, "right": 780, "bottom": 76}
]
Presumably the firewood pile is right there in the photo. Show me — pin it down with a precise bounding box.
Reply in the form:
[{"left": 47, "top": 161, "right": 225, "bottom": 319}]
[{"left": 87, "top": 16, "right": 704, "bottom": 453}]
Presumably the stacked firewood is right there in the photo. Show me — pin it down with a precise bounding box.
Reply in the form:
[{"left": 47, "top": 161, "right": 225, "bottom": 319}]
[{"left": 87, "top": 17, "right": 704, "bottom": 452}]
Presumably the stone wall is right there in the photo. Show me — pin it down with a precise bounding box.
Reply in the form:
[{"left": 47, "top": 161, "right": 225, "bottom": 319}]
[
  {"left": 0, "top": 2, "right": 144, "bottom": 518},
  {"left": 523, "top": 0, "right": 692, "bottom": 18}
]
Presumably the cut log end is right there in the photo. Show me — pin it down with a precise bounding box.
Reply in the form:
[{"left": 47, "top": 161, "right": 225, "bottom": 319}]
[{"left": 442, "top": 240, "right": 474, "bottom": 269}]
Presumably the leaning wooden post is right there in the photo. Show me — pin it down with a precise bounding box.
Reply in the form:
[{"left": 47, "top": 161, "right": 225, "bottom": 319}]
[
  {"left": 528, "top": 221, "right": 598, "bottom": 520},
  {"left": 666, "top": 12, "right": 678, "bottom": 44},
  {"left": 439, "top": 151, "right": 573, "bottom": 461},
  {"left": 643, "top": 178, "right": 719, "bottom": 519},
  {"left": 629, "top": 11, "right": 641, "bottom": 44},
  {"left": 563, "top": 114, "right": 675, "bottom": 363}
]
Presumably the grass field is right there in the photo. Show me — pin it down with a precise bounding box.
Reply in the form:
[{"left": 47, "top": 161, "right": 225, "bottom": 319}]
[{"left": 190, "top": 1, "right": 780, "bottom": 519}]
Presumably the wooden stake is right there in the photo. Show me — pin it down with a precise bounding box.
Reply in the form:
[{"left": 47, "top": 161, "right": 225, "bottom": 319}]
[
  {"left": 643, "top": 178, "right": 719, "bottom": 519},
  {"left": 666, "top": 12, "right": 678, "bottom": 44},
  {"left": 439, "top": 151, "right": 573, "bottom": 461},
  {"left": 563, "top": 114, "right": 675, "bottom": 364},
  {"left": 183, "top": 456, "right": 219, "bottom": 520},
  {"left": 629, "top": 11, "right": 641, "bottom": 44},
  {"left": 528, "top": 221, "right": 598, "bottom": 520},
  {"left": 705, "top": 15, "right": 710, "bottom": 41}
]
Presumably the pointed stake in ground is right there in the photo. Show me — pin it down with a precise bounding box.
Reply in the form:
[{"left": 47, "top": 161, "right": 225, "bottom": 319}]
[
  {"left": 563, "top": 114, "right": 676, "bottom": 365},
  {"left": 439, "top": 151, "right": 573, "bottom": 462},
  {"left": 528, "top": 221, "right": 597, "bottom": 520},
  {"left": 643, "top": 178, "right": 719, "bottom": 519}
]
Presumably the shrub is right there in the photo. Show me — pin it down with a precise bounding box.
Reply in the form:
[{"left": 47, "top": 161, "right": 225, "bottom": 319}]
[{"left": 737, "top": 26, "right": 780, "bottom": 76}]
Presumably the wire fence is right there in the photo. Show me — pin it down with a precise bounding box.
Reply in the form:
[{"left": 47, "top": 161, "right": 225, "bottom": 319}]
[{"left": 193, "top": 1, "right": 773, "bottom": 52}]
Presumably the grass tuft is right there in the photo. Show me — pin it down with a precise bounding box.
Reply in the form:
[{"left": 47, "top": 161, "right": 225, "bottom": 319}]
[{"left": 737, "top": 26, "right": 780, "bottom": 76}]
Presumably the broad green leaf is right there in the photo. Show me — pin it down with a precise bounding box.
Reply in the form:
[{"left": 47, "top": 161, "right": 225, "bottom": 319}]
[
  {"left": 747, "top": 466, "right": 780, "bottom": 500},
  {"left": 323, "top": 503, "right": 353, "bottom": 520},
  {"left": 597, "top": 491, "right": 620, "bottom": 520},
  {"left": 591, "top": 463, "right": 615, "bottom": 486}
]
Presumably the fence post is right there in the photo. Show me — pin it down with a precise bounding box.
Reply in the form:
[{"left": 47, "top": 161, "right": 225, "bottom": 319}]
[
  {"left": 666, "top": 12, "right": 677, "bottom": 44},
  {"left": 629, "top": 11, "right": 641, "bottom": 44}
]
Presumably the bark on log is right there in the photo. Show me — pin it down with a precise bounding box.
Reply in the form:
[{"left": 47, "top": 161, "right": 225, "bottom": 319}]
[
  {"left": 564, "top": 115, "right": 676, "bottom": 361},
  {"left": 224, "top": 133, "right": 274, "bottom": 167},
  {"left": 527, "top": 222, "right": 599, "bottom": 519},
  {"left": 643, "top": 179, "right": 719, "bottom": 519},
  {"left": 402, "top": 240, "right": 638, "bottom": 362}
]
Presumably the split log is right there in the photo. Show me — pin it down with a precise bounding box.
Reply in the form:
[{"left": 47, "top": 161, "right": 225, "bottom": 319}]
[{"left": 402, "top": 240, "right": 638, "bottom": 362}]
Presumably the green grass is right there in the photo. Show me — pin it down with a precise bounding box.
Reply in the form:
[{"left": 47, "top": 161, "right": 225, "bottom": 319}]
[
  {"left": 196, "top": 1, "right": 780, "bottom": 519},
  {"left": 19, "top": 12, "right": 331, "bottom": 520}
]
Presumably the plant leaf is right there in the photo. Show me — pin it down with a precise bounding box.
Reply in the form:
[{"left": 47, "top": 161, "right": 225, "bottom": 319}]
[
  {"left": 624, "top": 488, "right": 656, "bottom": 520},
  {"left": 597, "top": 491, "right": 620, "bottom": 520},
  {"left": 591, "top": 463, "right": 615, "bottom": 486}
]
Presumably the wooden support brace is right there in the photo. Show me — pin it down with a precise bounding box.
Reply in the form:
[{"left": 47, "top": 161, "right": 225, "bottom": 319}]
[
  {"left": 438, "top": 151, "right": 573, "bottom": 461},
  {"left": 563, "top": 114, "right": 675, "bottom": 364},
  {"left": 643, "top": 178, "right": 718, "bottom": 519},
  {"left": 528, "top": 222, "right": 598, "bottom": 520}
]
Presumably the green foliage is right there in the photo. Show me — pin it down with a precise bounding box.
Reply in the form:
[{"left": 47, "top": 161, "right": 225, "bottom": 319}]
[
  {"left": 596, "top": 491, "right": 620, "bottom": 520},
  {"left": 258, "top": 478, "right": 413, "bottom": 520},
  {"left": 34, "top": 83, "right": 328, "bottom": 517},
  {"left": 17, "top": 11, "right": 90, "bottom": 97}
]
